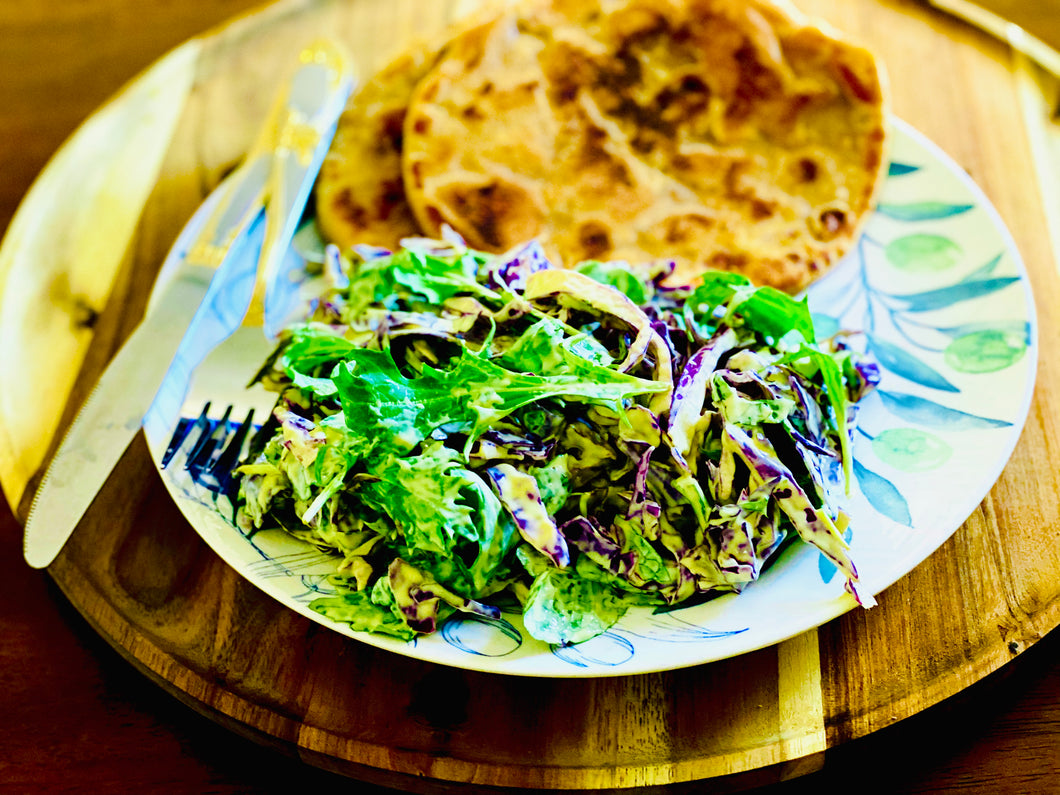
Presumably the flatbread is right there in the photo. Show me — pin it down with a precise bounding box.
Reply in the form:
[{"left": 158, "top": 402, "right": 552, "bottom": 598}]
[
  {"left": 314, "top": 51, "right": 431, "bottom": 251},
  {"left": 400, "top": 0, "right": 889, "bottom": 292},
  {"left": 314, "top": 4, "right": 511, "bottom": 252}
]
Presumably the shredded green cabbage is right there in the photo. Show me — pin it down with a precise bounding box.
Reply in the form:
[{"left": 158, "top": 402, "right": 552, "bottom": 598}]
[{"left": 234, "top": 233, "right": 879, "bottom": 646}]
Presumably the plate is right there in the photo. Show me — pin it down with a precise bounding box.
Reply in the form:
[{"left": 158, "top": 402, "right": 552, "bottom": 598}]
[{"left": 143, "top": 117, "right": 1037, "bottom": 677}]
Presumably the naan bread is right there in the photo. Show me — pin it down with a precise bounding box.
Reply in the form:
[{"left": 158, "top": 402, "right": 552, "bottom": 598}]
[
  {"left": 315, "top": 4, "right": 511, "bottom": 251},
  {"left": 400, "top": 0, "right": 889, "bottom": 292},
  {"left": 314, "top": 51, "right": 432, "bottom": 251}
]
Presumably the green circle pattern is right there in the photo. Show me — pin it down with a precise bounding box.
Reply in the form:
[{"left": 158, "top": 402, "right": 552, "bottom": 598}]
[
  {"left": 944, "top": 329, "right": 1027, "bottom": 374},
  {"left": 872, "top": 428, "right": 953, "bottom": 472},
  {"left": 885, "top": 233, "right": 962, "bottom": 272}
]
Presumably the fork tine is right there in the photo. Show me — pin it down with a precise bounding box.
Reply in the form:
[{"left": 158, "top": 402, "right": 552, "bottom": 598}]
[
  {"left": 162, "top": 402, "right": 212, "bottom": 469},
  {"left": 209, "top": 408, "right": 256, "bottom": 496},
  {"left": 160, "top": 418, "right": 193, "bottom": 469},
  {"left": 246, "top": 410, "right": 279, "bottom": 461},
  {"left": 186, "top": 403, "right": 233, "bottom": 477},
  {"left": 161, "top": 400, "right": 213, "bottom": 470},
  {"left": 162, "top": 402, "right": 259, "bottom": 495}
]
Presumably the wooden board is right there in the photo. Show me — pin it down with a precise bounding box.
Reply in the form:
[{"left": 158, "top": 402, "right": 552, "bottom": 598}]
[{"left": 2, "top": 0, "right": 1059, "bottom": 790}]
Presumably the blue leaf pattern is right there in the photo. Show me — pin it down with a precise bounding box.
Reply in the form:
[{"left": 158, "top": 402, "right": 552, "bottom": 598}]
[
  {"left": 932, "top": 319, "right": 1031, "bottom": 343},
  {"left": 441, "top": 614, "right": 522, "bottom": 657},
  {"left": 877, "top": 390, "right": 1013, "bottom": 430},
  {"left": 887, "top": 162, "right": 920, "bottom": 177},
  {"left": 551, "top": 632, "right": 635, "bottom": 668},
  {"left": 854, "top": 460, "right": 913, "bottom": 527},
  {"left": 867, "top": 334, "right": 958, "bottom": 392},
  {"left": 887, "top": 277, "right": 1021, "bottom": 312},
  {"left": 619, "top": 613, "right": 748, "bottom": 642}
]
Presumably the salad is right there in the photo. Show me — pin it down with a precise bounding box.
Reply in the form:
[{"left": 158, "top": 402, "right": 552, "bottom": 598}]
[{"left": 234, "top": 230, "right": 879, "bottom": 646}]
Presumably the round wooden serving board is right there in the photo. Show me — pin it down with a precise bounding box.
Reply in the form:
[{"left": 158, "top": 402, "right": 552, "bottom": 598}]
[{"left": 2, "top": 0, "right": 1060, "bottom": 791}]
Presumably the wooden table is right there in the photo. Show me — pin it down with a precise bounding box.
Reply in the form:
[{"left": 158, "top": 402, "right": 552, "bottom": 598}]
[{"left": 2, "top": 0, "right": 1059, "bottom": 792}]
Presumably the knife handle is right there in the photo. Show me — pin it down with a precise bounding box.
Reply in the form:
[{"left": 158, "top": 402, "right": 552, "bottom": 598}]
[{"left": 246, "top": 39, "right": 356, "bottom": 337}]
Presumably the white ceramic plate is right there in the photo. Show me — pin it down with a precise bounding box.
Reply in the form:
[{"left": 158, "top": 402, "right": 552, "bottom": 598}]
[{"left": 143, "top": 118, "right": 1037, "bottom": 677}]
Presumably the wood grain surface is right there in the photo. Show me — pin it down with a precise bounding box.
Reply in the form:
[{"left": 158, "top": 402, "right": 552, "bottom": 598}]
[{"left": 2, "top": 0, "right": 1060, "bottom": 792}]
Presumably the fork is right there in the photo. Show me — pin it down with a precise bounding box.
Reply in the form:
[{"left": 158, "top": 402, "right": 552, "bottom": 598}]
[
  {"left": 147, "top": 42, "right": 356, "bottom": 494},
  {"left": 162, "top": 403, "right": 264, "bottom": 498}
]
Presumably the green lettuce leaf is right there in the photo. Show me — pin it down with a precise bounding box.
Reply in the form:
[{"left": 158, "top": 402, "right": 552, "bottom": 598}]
[
  {"left": 358, "top": 443, "right": 518, "bottom": 594},
  {"left": 281, "top": 324, "right": 361, "bottom": 371},
  {"left": 497, "top": 317, "right": 613, "bottom": 373},
  {"left": 521, "top": 566, "right": 627, "bottom": 645},
  {"left": 575, "top": 259, "right": 650, "bottom": 305},
  {"left": 309, "top": 587, "right": 417, "bottom": 641}
]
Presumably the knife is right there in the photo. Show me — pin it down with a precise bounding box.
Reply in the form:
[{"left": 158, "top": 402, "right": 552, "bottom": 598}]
[{"left": 23, "top": 40, "right": 355, "bottom": 569}]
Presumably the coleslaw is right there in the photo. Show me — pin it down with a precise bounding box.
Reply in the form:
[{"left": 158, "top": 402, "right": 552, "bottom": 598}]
[{"left": 234, "top": 230, "right": 879, "bottom": 645}]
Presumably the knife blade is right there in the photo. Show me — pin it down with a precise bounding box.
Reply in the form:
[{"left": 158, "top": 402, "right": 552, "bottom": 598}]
[{"left": 23, "top": 40, "right": 355, "bottom": 569}]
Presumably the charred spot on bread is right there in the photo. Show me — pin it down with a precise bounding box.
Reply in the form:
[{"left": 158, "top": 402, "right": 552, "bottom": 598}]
[
  {"left": 578, "top": 221, "right": 613, "bottom": 259},
  {"left": 332, "top": 188, "right": 369, "bottom": 227}
]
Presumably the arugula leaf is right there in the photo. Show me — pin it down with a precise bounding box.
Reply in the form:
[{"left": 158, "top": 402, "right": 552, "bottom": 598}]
[
  {"left": 690, "top": 272, "right": 753, "bottom": 309},
  {"left": 331, "top": 348, "right": 431, "bottom": 452},
  {"left": 331, "top": 346, "right": 668, "bottom": 454},
  {"left": 345, "top": 248, "right": 500, "bottom": 316},
  {"left": 686, "top": 273, "right": 815, "bottom": 346},
  {"left": 728, "top": 286, "right": 816, "bottom": 347},
  {"left": 779, "top": 345, "right": 852, "bottom": 489}
]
